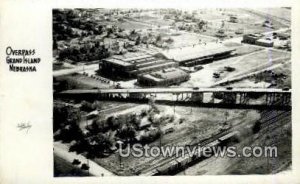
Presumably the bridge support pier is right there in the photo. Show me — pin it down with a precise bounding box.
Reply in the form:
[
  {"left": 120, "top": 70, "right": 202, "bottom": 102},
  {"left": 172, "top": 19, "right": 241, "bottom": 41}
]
[
  {"left": 282, "top": 93, "right": 291, "bottom": 105},
  {"left": 222, "top": 92, "right": 237, "bottom": 104},
  {"left": 266, "top": 93, "right": 291, "bottom": 106},
  {"left": 191, "top": 92, "right": 203, "bottom": 103},
  {"left": 175, "top": 94, "right": 179, "bottom": 101},
  {"left": 238, "top": 92, "right": 250, "bottom": 105}
]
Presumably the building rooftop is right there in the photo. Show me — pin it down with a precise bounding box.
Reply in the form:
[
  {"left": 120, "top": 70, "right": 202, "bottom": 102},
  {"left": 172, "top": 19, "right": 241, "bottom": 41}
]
[
  {"left": 112, "top": 52, "right": 153, "bottom": 62},
  {"left": 256, "top": 38, "right": 274, "bottom": 44},
  {"left": 141, "top": 68, "right": 188, "bottom": 82},
  {"left": 103, "top": 58, "right": 133, "bottom": 67},
  {"left": 161, "top": 44, "right": 236, "bottom": 62},
  {"left": 245, "top": 33, "right": 264, "bottom": 38},
  {"left": 103, "top": 52, "right": 154, "bottom": 67}
]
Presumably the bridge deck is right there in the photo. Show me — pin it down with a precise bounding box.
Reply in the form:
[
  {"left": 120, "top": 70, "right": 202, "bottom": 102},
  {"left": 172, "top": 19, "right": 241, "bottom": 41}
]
[{"left": 60, "top": 87, "right": 291, "bottom": 94}]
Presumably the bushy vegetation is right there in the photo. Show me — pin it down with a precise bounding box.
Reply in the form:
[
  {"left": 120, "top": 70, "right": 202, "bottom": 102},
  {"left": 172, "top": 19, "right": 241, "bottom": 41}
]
[
  {"left": 54, "top": 101, "right": 179, "bottom": 159},
  {"left": 53, "top": 9, "right": 103, "bottom": 41},
  {"left": 58, "top": 44, "right": 110, "bottom": 62},
  {"left": 53, "top": 9, "right": 111, "bottom": 62},
  {"left": 53, "top": 104, "right": 81, "bottom": 133}
]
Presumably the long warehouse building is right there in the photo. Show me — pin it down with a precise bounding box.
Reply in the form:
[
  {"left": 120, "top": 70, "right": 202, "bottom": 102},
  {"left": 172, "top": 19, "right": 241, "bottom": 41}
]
[
  {"left": 100, "top": 52, "right": 177, "bottom": 78},
  {"left": 161, "top": 44, "right": 236, "bottom": 66}
]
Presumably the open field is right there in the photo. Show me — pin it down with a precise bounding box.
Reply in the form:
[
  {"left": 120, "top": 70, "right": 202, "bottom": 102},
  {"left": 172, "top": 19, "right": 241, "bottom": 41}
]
[
  {"left": 196, "top": 8, "right": 290, "bottom": 38},
  {"left": 117, "top": 20, "right": 153, "bottom": 30},
  {"left": 168, "top": 33, "right": 217, "bottom": 48},
  {"left": 126, "top": 12, "right": 174, "bottom": 27}
]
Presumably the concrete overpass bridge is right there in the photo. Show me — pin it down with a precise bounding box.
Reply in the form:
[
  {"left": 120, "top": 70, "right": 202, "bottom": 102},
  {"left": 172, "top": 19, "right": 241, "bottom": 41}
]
[{"left": 56, "top": 87, "right": 291, "bottom": 109}]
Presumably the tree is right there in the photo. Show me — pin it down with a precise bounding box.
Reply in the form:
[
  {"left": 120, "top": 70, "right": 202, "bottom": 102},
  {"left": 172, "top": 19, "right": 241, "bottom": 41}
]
[
  {"left": 198, "top": 20, "right": 206, "bottom": 30},
  {"left": 156, "top": 35, "right": 162, "bottom": 42},
  {"left": 165, "top": 37, "right": 174, "bottom": 43},
  {"left": 135, "top": 36, "right": 141, "bottom": 45},
  {"left": 53, "top": 39, "right": 58, "bottom": 50},
  {"left": 130, "top": 29, "right": 136, "bottom": 36},
  {"left": 69, "top": 139, "right": 88, "bottom": 154},
  {"left": 80, "top": 100, "right": 95, "bottom": 112},
  {"left": 128, "top": 114, "right": 139, "bottom": 128},
  {"left": 66, "top": 10, "right": 77, "bottom": 19},
  {"left": 116, "top": 123, "right": 137, "bottom": 143},
  {"left": 58, "top": 121, "right": 83, "bottom": 143},
  {"left": 87, "top": 132, "right": 113, "bottom": 157},
  {"left": 97, "top": 25, "right": 104, "bottom": 34},
  {"left": 86, "top": 121, "right": 100, "bottom": 135},
  {"left": 81, "top": 164, "right": 90, "bottom": 170},
  {"left": 106, "top": 28, "right": 113, "bottom": 37},
  {"left": 53, "top": 105, "right": 81, "bottom": 133},
  {"left": 252, "top": 121, "right": 261, "bottom": 134}
]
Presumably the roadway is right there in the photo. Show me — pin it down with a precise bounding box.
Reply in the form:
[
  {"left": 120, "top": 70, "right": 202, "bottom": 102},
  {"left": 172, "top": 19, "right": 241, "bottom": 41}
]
[
  {"left": 60, "top": 87, "right": 290, "bottom": 95},
  {"left": 53, "top": 63, "right": 99, "bottom": 77}
]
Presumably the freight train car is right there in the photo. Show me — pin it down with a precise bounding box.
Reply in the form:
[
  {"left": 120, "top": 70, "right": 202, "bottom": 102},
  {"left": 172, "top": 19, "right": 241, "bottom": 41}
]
[
  {"left": 142, "top": 131, "right": 239, "bottom": 176},
  {"left": 176, "top": 154, "right": 192, "bottom": 168},
  {"left": 218, "top": 131, "right": 239, "bottom": 145},
  {"left": 142, "top": 169, "right": 159, "bottom": 176}
]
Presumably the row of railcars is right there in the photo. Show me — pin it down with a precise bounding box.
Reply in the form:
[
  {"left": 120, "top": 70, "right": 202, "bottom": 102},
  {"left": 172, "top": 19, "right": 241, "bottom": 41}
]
[{"left": 143, "top": 131, "right": 239, "bottom": 176}]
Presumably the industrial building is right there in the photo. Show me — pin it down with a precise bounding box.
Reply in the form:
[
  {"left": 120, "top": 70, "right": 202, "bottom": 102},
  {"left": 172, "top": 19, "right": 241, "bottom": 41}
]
[
  {"left": 100, "top": 44, "right": 237, "bottom": 79},
  {"left": 242, "top": 33, "right": 274, "bottom": 47},
  {"left": 255, "top": 38, "right": 274, "bottom": 47},
  {"left": 138, "top": 68, "right": 190, "bottom": 86},
  {"left": 275, "top": 32, "right": 291, "bottom": 40},
  {"left": 229, "top": 15, "right": 238, "bottom": 23},
  {"left": 162, "top": 44, "right": 236, "bottom": 67},
  {"left": 242, "top": 33, "right": 264, "bottom": 44},
  {"left": 100, "top": 52, "right": 177, "bottom": 78}
]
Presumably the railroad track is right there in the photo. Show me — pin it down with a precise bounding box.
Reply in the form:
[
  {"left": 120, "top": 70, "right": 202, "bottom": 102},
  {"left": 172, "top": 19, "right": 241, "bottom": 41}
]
[
  {"left": 138, "top": 109, "right": 291, "bottom": 175},
  {"left": 139, "top": 128, "right": 236, "bottom": 175},
  {"left": 258, "top": 110, "right": 291, "bottom": 136},
  {"left": 137, "top": 113, "right": 256, "bottom": 173},
  {"left": 259, "top": 110, "right": 291, "bottom": 128},
  {"left": 177, "top": 110, "right": 291, "bottom": 175},
  {"left": 136, "top": 112, "right": 252, "bottom": 174}
]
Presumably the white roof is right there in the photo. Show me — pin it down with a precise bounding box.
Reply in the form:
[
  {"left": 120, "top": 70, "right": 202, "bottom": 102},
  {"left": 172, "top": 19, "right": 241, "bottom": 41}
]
[{"left": 161, "top": 43, "right": 235, "bottom": 62}]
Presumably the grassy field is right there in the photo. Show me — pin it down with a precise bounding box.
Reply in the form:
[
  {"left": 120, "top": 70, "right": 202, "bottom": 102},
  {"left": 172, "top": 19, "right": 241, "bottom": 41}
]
[
  {"left": 116, "top": 21, "right": 152, "bottom": 30},
  {"left": 198, "top": 8, "right": 290, "bottom": 38},
  {"left": 168, "top": 33, "right": 216, "bottom": 48}
]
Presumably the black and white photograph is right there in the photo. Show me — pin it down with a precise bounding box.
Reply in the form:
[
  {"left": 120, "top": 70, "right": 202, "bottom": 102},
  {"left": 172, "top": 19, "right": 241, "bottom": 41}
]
[{"left": 52, "top": 8, "right": 292, "bottom": 176}]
